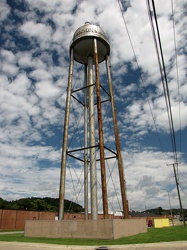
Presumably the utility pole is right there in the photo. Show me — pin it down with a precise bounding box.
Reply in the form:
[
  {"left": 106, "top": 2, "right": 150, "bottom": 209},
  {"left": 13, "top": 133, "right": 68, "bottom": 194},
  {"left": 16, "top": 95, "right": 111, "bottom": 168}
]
[
  {"left": 167, "top": 191, "right": 174, "bottom": 226},
  {"left": 167, "top": 163, "right": 185, "bottom": 227},
  {"left": 172, "top": 163, "right": 185, "bottom": 227}
]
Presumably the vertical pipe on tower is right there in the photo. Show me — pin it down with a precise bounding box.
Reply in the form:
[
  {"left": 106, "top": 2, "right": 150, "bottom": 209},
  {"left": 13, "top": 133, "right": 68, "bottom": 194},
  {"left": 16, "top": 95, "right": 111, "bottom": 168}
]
[
  {"left": 88, "top": 56, "right": 98, "bottom": 220},
  {"left": 94, "top": 39, "right": 109, "bottom": 219},
  {"left": 106, "top": 55, "right": 128, "bottom": 219},
  {"left": 59, "top": 49, "right": 74, "bottom": 220},
  {"left": 84, "top": 64, "right": 88, "bottom": 220}
]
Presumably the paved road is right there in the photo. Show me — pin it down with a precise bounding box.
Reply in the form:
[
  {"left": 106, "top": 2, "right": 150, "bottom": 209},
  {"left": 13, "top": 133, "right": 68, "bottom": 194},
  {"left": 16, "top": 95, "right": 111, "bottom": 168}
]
[{"left": 0, "top": 241, "right": 187, "bottom": 250}]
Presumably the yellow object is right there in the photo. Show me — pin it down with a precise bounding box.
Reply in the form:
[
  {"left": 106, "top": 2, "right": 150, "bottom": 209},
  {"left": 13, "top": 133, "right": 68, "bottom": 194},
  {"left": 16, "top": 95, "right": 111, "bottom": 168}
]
[{"left": 154, "top": 218, "right": 169, "bottom": 228}]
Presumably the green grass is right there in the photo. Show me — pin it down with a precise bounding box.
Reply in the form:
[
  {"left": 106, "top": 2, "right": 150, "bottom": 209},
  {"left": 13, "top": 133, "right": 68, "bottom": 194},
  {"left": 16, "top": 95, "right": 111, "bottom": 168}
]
[{"left": 0, "top": 226, "right": 186, "bottom": 246}]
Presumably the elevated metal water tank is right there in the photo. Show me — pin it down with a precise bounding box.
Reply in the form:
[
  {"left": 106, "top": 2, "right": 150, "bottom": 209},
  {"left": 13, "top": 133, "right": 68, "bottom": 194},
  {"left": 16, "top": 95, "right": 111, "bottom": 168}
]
[{"left": 70, "top": 22, "right": 110, "bottom": 64}]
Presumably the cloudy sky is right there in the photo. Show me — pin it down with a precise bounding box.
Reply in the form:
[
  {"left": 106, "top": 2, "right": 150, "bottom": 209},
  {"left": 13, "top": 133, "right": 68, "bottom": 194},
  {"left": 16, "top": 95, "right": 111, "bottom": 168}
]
[{"left": 0, "top": 0, "right": 187, "bottom": 213}]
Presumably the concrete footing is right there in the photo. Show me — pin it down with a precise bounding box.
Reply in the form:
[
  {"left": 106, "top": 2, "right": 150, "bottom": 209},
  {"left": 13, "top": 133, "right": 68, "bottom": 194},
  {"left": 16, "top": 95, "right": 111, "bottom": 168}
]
[{"left": 24, "top": 218, "right": 147, "bottom": 239}]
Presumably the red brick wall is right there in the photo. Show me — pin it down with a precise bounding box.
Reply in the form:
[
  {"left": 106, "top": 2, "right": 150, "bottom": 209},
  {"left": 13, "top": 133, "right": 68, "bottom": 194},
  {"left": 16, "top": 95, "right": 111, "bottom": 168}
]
[
  {"left": 0, "top": 209, "right": 17, "bottom": 230},
  {"left": 0, "top": 209, "right": 125, "bottom": 230},
  {"left": 0, "top": 210, "right": 56, "bottom": 230}
]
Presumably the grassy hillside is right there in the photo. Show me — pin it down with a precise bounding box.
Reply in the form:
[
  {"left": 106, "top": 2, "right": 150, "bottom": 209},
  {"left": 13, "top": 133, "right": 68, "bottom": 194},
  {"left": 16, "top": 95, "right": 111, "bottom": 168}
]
[{"left": 0, "top": 197, "right": 84, "bottom": 213}]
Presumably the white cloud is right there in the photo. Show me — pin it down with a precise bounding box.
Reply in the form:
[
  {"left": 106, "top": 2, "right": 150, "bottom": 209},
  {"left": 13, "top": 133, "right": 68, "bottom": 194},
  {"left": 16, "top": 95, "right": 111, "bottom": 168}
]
[
  {"left": 20, "top": 21, "right": 53, "bottom": 49},
  {"left": 17, "top": 52, "right": 46, "bottom": 69},
  {"left": 0, "top": 0, "right": 10, "bottom": 21},
  {"left": 2, "top": 63, "right": 19, "bottom": 76},
  {"left": 35, "top": 80, "right": 60, "bottom": 99},
  {"left": 30, "top": 69, "right": 52, "bottom": 80},
  {"left": 0, "top": 143, "right": 61, "bottom": 200},
  {"left": 1, "top": 50, "right": 19, "bottom": 76},
  {"left": 1, "top": 49, "right": 15, "bottom": 62},
  {"left": 8, "top": 73, "right": 31, "bottom": 96}
]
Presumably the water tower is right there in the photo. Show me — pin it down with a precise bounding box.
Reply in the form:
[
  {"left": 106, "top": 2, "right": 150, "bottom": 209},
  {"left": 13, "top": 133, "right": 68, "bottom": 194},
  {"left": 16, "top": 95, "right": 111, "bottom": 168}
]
[{"left": 59, "top": 22, "right": 128, "bottom": 220}]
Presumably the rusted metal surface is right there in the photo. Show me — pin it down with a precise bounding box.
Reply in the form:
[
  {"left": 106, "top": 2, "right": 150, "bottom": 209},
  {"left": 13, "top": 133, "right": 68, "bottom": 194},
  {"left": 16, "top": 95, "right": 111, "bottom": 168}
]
[
  {"left": 94, "top": 38, "right": 108, "bottom": 219},
  {"left": 106, "top": 55, "right": 128, "bottom": 219}
]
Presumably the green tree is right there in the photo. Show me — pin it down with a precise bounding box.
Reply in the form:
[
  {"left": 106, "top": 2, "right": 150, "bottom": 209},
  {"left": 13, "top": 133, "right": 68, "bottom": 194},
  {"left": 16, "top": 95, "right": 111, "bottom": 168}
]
[
  {"left": 0, "top": 197, "right": 84, "bottom": 213},
  {"left": 158, "top": 206, "right": 163, "bottom": 215}
]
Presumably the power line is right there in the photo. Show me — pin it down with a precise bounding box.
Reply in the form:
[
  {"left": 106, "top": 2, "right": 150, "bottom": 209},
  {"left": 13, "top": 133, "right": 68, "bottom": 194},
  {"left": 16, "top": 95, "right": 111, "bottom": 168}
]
[
  {"left": 148, "top": 0, "right": 185, "bottom": 225},
  {"left": 171, "top": 0, "right": 182, "bottom": 155},
  {"left": 117, "top": 0, "right": 168, "bottom": 165},
  {"left": 147, "top": 0, "right": 179, "bottom": 166}
]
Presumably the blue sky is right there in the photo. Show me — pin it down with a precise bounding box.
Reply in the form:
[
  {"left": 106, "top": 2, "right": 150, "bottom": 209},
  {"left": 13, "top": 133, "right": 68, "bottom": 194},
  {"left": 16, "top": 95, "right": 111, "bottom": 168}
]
[{"left": 0, "top": 0, "right": 187, "bottom": 212}]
